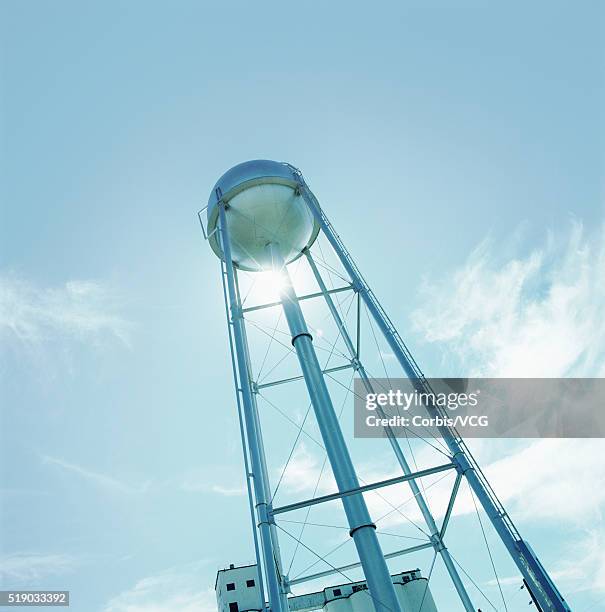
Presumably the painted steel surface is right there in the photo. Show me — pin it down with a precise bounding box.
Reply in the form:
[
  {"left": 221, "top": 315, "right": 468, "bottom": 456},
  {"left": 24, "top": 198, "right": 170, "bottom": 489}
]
[{"left": 208, "top": 160, "right": 319, "bottom": 271}]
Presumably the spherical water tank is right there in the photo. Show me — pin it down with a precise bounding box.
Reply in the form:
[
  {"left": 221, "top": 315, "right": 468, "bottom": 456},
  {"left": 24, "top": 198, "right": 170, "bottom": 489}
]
[{"left": 207, "top": 160, "right": 320, "bottom": 271}]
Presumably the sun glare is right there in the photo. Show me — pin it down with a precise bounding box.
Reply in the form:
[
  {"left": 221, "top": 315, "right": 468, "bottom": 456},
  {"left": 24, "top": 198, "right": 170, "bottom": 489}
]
[{"left": 255, "top": 270, "right": 287, "bottom": 301}]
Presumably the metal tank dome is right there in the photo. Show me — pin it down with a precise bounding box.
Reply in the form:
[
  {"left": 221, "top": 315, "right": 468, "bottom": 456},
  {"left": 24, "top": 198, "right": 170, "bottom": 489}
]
[{"left": 207, "top": 160, "right": 320, "bottom": 271}]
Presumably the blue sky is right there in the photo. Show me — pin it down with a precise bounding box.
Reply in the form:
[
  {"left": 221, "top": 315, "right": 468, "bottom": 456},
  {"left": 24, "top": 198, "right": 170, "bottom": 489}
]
[{"left": 1, "top": 1, "right": 604, "bottom": 611}]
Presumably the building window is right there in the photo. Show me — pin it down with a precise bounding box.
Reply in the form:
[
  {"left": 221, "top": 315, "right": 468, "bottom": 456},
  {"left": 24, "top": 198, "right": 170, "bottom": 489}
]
[
  {"left": 229, "top": 603, "right": 239, "bottom": 612},
  {"left": 227, "top": 583, "right": 235, "bottom": 591},
  {"left": 246, "top": 579, "right": 255, "bottom": 588},
  {"left": 333, "top": 589, "right": 342, "bottom": 596}
]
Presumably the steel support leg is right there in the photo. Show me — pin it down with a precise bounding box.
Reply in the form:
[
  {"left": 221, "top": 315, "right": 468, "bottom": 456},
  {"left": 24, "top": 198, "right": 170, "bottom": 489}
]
[
  {"left": 234, "top": 269, "right": 291, "bottom": 610},
  {"left": 220, "top": 259, "right": 268, "bottom": 611},
  {"left": 305, "top": 249, "right": 475, "bottom": 612},
  {"left": 218, "top": 204, "right": 288, "bottom": 612},
  {"left": 268, "top": 244, "right": 402, "bottom": 612}
]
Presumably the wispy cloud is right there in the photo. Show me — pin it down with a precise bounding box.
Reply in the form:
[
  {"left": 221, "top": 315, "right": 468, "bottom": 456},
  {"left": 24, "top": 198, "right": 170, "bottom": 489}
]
[
  {"left": 179, "top": 465, "right": 246, "bottom": 497},
  {"left": 556, "top": 528, "right": 605, "bottom": 593},
  {"left": 485, "top": 574, "right": 524, "bottom": 588},
  {"left": 42, "top": 455, "right": 150, "bottom": 494},
  {"left": 276, "top": 443, "right": 331, "bottom": 495},
  {"left": 272, "top": 443, "right": 346, "bottom": 506},
  {"left": 476, "top": 438, "right": 605, "bottom": 525},
  {"left": 370, "top": 438, "right": 605, "bottom": 529},
  {"left": 103, "top": 561, "right": 214, "bottom": 612},
  {"left": 0, "top": 274, "right": 131, "bottom": 350},
  {"left": 181, "top": 446, "right": 336, "bottom": 501},
  {"left": 0, "top": 553, "right": 77, "bottom": 585},
  {"left": 208, "top": 485, "right": 246, "bottom": 497},
  {"left": 411, "top": 221, "right": 605, "bottom": 377},
  {"left": 347, "top": 437, "right": 605, "bottom": 535},
  {"left": 486, "top": 527, "right": 605, "bottom": 594}
]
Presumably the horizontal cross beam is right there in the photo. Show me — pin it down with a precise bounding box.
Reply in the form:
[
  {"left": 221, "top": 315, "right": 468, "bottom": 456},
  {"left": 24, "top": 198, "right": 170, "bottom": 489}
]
[
  {"left": 256, "top": 363, "right": 354, "bottom": 391},
  {"left": 272, "top": 462, "right": 455, "bottom": 516},
  {"left": 242, "top": 285, "right": 354, "bottom": 314},
  {"left": 288, "top": 542, "right": 434, "bottom": 586}
]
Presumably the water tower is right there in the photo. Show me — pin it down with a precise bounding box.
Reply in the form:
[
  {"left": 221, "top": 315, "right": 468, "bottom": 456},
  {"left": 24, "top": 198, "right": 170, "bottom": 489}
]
[{"left": 200, "top": 160, "right": 571, "bottom": 612}]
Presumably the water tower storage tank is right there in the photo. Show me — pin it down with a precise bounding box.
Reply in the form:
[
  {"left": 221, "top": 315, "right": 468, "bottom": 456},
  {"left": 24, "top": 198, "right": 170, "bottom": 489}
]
[
  {"left": 205, "top": 159, "right": 571, "bottom": 612},
  {"left": 207, "top": 160, "right": 320, "bottom": 271}
]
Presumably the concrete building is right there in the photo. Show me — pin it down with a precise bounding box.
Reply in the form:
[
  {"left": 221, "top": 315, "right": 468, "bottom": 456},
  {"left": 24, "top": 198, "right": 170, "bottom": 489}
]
[
  {"left": 215, "top": 565, "right": 438, "bottom": 612},
  {"left": 216, "top": 564, "right": 263, "bottom": 612}
]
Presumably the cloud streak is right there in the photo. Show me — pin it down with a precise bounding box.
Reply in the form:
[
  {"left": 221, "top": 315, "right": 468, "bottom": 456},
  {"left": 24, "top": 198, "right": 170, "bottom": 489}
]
[
  {"left": 0, "top": 553, "right": 77, "bottom": 585},
  {"left": 179, "top": 465, "right": 247, "bottom": 497},
  {"left": 42, "top": 455, "right": 150, "bottom": 494},
  {"left": 411, "top": 221, "right": 605, "bottom": 377},
  {"left": 0, "top": 274, "right": 131, "bottom": 350},
  {"left": 486, "top": 527, "right": 605, "bottom": 595},
  {"left": 103, "top": 561, "right": 214, "bottom": 612}
]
